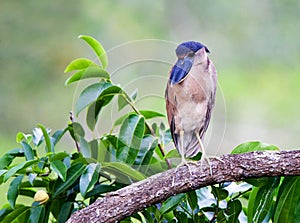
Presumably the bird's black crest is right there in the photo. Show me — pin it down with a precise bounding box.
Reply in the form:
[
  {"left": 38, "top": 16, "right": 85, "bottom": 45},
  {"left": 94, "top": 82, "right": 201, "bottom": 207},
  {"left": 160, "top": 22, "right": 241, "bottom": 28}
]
[{"left": 175, "top": 41, "right": 210, "bottom": 57}]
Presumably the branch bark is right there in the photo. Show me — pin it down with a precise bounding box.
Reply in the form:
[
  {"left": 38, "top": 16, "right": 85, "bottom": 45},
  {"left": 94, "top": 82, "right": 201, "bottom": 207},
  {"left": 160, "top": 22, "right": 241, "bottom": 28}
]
[{"left": 67, "top": 150, "right": 300, "bottom": 223}]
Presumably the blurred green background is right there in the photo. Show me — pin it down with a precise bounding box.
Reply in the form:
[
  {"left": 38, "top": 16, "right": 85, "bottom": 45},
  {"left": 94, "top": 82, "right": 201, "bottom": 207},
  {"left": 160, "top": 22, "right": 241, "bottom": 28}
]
[{"left": 1, "top": 0, "right": 300, "bottom": 205}]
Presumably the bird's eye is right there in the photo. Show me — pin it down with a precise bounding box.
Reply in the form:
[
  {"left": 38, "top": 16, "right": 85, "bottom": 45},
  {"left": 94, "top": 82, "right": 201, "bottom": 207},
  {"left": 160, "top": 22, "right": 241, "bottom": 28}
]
[{"left": 187, "top": 52, "right": 195, "bottom": 57}]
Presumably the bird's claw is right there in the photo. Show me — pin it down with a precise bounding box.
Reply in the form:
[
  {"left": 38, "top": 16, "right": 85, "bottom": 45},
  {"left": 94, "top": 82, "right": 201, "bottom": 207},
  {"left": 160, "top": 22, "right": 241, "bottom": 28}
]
[{"left": 172, "top": 159, "right": 193, "bottom": 186}]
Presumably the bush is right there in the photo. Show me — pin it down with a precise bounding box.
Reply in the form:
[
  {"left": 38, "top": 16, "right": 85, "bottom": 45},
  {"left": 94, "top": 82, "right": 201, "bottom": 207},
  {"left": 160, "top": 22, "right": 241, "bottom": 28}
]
[{"left": 0, "top": 35, "right": 299, "bottom": 223}]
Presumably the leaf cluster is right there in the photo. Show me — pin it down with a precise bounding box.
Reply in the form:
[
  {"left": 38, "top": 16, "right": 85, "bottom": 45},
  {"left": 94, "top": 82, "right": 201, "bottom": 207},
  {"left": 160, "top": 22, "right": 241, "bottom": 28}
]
[{"left": 0, "top": 35, "right": 173, "bottom": 223}]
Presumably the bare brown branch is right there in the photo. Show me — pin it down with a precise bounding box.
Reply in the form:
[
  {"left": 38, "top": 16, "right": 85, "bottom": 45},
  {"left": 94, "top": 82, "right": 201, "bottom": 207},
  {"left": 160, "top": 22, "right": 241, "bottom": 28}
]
[{"left": 67, "top": 150, "right": 300, "bottom": 223}]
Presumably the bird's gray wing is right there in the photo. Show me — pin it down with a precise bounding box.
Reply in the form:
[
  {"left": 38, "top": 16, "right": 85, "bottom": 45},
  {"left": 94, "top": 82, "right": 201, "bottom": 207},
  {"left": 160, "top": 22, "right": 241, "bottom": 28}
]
[
  {"left": 199, "top": 59, "right": 217, "bottom": 139},
  {"left": 165, "top": 82, "right": 179, "bottom": 149}
]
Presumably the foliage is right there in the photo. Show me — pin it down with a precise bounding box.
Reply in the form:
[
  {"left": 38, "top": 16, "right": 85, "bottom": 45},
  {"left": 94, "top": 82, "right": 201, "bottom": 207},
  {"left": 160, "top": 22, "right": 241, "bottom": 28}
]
[{"left": 0, "top": 35, "right": 299, "bottom": 223}]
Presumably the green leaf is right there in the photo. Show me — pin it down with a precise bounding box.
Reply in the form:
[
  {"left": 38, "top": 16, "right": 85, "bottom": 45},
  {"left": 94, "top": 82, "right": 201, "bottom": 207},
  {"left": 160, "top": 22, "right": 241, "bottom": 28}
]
[
  {"left": 65, "top": 65, "right": 110, "bottom": 85},
  {"left": 29, "top": 205, "right": 45, "bottom": 223},
  {"left": 247, "top": 187, "right": 259, "bottom": 223},
  {"left": 187, "top": 191, "right": 198, "bottom": 211},
  {"left": 85, "top": 184, "right": 120, "bottom": 198},
  {"left": 79, "top": 137, "right": 91, "bottom": 158},
  {"left": 160, "top": 125, "right": 171, "bottom": 144},
  {"left": 217, "top": 210, "right": 227, "bottom": 223},
  {"left": 174, "top": 210, "right": 188, "bottom": 223},
  {"left": 130, "top": 88, "right": 138, "bottom": 101},
  {"left": 101, "top": 134, "right": 125, "bottom": 151},
  {"left": 274, "top": 176, "right": 300, "bottom": 223},
  {"left": 19, "top": 188, "right": 36, "bottom": 198},
  {"left": 294, "top": 200, "right": 300, "bottom": 223},
  {"left": 71, "top": 156, "right": 97, "bottom": 166},
  {"left": 139, "top": 110, "right": 165, "bottom": 119},
  {"left": 0, "top": 170, "right": 7, "bottom": 179},
  {"left": 51, "top": 128, "right": 68, "bottom": 146},
  {"left": 117, "top": 94, "right": 130, "bottom": 111},
  {"left": 68, "top": 122, "right": 85, "bottom": 142},
  {"left": 118, "top": 89, "right": 138, "bottom": 111},
  {"left": 102, "top": 162, "right": 145, "bottom": 183},
  {"left": 76, "top": 81, "right": 121, "bottom": 116},
  {"left": 98, "top": 137, "right": 120, "bottom": 163},
  {"left": 117, "top": 114, "right": 145, "bottom": 164},
  {"left": 0, "top": 204, "right": 13, "bottom": 222},
  {"left": 231, "top": 141, "right": 279, "bottom": 154},
  {"left": 57, "top": 202, "right": 74, "bottom": 223},
  {"left": 165, "top": 149, "right": 180, "bottom": 159},
  {"left": 0, "top": 153, "right": 15, "bottom": 169},
  {"left": 154, "top": 145, "right": 165, "bottom": 161},
  {"left": 161, "top": 211, "right": 175, "bottom": 221},
  {"left": 78, "top": 35, "right": 108, "bottom": 69},
  {"left": 16, "top": 132, "right": 32, "bottom": 144},
  {"left": 7, "top": 148, "right": 25, "bottom": 157},
  {"left": 248, "top": 177, "right": 280, "bottom": 223},
  {"left": 49, "top": 152, "right": 70, "bottom": 162},
  {"left": 246, "top": 177, "right": 275, "bottom": 187},
  {"left": 28, "top": 173, "right": 37, "bottom": 185},
  {"left": 1, "top": 205, "right": 31, "bottom": 223},
  {"left": 89, "top": 139, "right": 98, "bottom": 160},
  {"left": 50, "top": 199, "right": 65, "bottom": 220},
  {"left": 80, "top": 163, "right": 101, "bottom": 197},
  {"left": 20, "top": 179, "right": 48, "bottom": 188},
  {"left": 20, "top": 142, "right": 34, "bottom": 161},
  {"left": 136, "top": 135, "right": 157, "bottom": 166},
  {"left": 117, "top": 89, "right": 137, "bottom": 111},
  {"left": 85, "top": 84, "right": 123, "bottom": 130},
  {"left": 141, "top": 209, "right": 155, "bottom": 223},
  {"left": 226, "top": 199, "right": 242, "bottom": 222},
  {"left": 52, "top": 163, "right": 86, "bottom": 198},
  {"left": 37, "top": 124, "right": 53, "bottom": 153},
  {"left": 4, "top": 160, "right": 38, "bottom": 182},
  {"left": 119, "top": 115, "right": 145, "bottom": 148},
  {"left": 32, "top": 128, "right": 44, "bottom": 146},
  {"left": 50, "top": 160, "right": 67, "bottom": 182},
  {"left": 64, "top": 58, "right": 95, "bottom": 72},
  {"left": 211, "top": 185, "right": 229, "bottom": 201},
  {"left": 135, "top": 135, "right": 158, "bottom": 174},
  {"left": 7, "top": 175, "right": 23, "bottom": 208},
  {"left": 114, "top": 110, "right": 165, "bottom": 126},
  {"left": 160, "top": 193, "right": 185, "bottom": 215},
  {"left": 146, "top": 206, "right": 161, "bottom": 222},
  {"left": 86, "top": 101, "right": 103, "bottom": 131}
]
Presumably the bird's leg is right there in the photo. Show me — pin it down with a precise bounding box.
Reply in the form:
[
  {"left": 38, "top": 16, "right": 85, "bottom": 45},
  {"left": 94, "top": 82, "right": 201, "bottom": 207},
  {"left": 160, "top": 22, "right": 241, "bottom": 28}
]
[
  {"left": 179, "top": 130, "right": 188, "bottom": 166},
  {"left": 178, "top": 130, "right": 192, "bottom": 175},
  {"left": 195, "top": 131, "right": 212, "bottom": 175},
  {"left": 172, "top": 130, "right": 192, "bottom": 186}
]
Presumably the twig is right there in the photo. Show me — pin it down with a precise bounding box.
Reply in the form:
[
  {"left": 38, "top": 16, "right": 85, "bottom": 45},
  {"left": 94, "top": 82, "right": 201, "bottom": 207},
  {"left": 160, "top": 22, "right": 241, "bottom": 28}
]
[{"left": 69, "top": 111, "right": 80, "bottom": 153}]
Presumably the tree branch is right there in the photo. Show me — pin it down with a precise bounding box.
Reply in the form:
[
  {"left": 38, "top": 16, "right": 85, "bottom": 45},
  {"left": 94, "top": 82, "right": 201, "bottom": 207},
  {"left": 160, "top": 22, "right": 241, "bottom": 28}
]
[{"left": 67, "top": 150, "right": 300, "bottom": 223}]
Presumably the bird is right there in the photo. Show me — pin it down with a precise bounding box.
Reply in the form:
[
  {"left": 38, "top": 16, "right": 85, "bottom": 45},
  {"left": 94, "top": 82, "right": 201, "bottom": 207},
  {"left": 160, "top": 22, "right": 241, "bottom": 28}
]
[{"left": 165, "top": 41, "right": 217, "bottom": 173}]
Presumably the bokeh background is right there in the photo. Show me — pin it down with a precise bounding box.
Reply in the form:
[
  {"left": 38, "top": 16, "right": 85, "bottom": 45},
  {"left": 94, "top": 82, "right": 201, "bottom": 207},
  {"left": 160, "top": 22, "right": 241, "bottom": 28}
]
[{"left": 1, "top": 0, "right": 300, "bottom": 205}]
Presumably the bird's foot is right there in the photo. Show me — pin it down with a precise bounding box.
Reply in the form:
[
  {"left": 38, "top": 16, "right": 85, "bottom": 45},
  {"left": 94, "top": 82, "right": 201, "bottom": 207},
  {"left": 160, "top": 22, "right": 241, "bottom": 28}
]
[
  {"left": 210, "top": 155, "right": 224, "bottom": 163},
  {"left": 200, "top": 155, "right": 212, "bottom": 175},
  {"left": 179, "top": 159, "right": 193, "bottom": 176},
  {"left": 200, "top": 155, "right": 224, "bottom": 175},
  {"left": 172, "top": 157, "right": 193, "bottom": 186},
  {"left": 178, "top": 157, "right": 188, "bottom": 167}
]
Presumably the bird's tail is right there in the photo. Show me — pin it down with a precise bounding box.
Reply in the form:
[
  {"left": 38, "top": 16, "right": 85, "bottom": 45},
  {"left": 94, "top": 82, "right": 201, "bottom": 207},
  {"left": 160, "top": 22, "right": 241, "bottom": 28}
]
[{"left": 174, "top": 131, "right": 202, "bottom": 158}]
